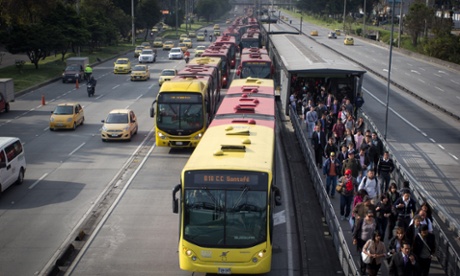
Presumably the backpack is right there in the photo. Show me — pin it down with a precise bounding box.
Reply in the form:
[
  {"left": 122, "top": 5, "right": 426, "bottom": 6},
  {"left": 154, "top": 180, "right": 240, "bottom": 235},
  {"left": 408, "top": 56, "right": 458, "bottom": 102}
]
[{"left": 362, "top": 176, "right": 378, "bottom": 191}]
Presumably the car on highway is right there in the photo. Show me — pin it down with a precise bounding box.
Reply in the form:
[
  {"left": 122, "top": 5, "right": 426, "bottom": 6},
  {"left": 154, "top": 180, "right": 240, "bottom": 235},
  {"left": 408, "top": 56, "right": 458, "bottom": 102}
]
[
  {"left": 214, "top": 29, "right": 221, "bottom": 36},
  {"left": 101, "top": 109, "right": 138, "bottom": 142},
  {"left": 168, "top": 47, "right": 184, "bottom": 60},
  {"left": 138, "top": 49, "right": 156, "bottom": 63},
  {"left": 188, "top": 31, "right": 196, "bottom": 38},
  {"left": 141, "top": 41, "right": 151, "bottom": 48},
  {"left": 344, "top": 36, "right": 354, "bottom": 45},
  {"left": 113, "top": 58, "right": 131, "bottom": 74},
  {"left": 335, "top": 29, "right": 341, "bottom": 35},
  {"left": 130, "top": 65, "right": 150, "bottom": 81},
  {"left": 151, "top": 27, "right": 159, "bottom": 33},
  {"left": 178, "top": 43, "right": 188, "bottom": 53},
  {"left": 183, "top": 38, "right": 193, "bottom": 48},
  {"left": 194, "top": 45, "right": 206, "bottom": 57},
  {"left": 328, "top": 31, "right": 337, "bottom": 39},
  {"left": 180, "top": 33, "right": 188, "bottom": 42},
  {"left": 49, "top": 103, "right": 84, "bottom": 131},
  {"left": 196, "top": 32, "right": 205, "bottom": 41},
  {"left": 153, "top": 37, "right": 163, "bottom": 48},
  {"left": 0, "top": 137, "right": 26, "bottom": 193},
  {"left": 163, "top": 40, "right": 174, "bottom": 50},
  {"left": 213, "top": 24, "right": 220, "bottom": 30},
  {"left": 159, "top": 69, "right": 177, "bottom": 86},
  {"left": 134, "top": 46, "right": 144, "bottom": 58},
  {"left": 310, "top": 30, "right": 318, "bottom": 36}
]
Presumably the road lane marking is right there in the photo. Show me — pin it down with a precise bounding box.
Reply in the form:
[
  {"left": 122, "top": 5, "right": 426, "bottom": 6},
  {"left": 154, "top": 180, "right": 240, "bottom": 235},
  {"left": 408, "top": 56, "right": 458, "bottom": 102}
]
[
  {"left": 69, "top": 143, "right": 85, "bottom": 156},
  {"left": 435, "top": 87, "right": 444, "bottom": 92},
  {"left": 112, "top": 84, "right": 120, "bottom": 89},
  {"left": 29, "top": 173, "right": 49, "bottom": 190},
  {"left": 451, "top": 80, "right": 460, "bottom": 85}
]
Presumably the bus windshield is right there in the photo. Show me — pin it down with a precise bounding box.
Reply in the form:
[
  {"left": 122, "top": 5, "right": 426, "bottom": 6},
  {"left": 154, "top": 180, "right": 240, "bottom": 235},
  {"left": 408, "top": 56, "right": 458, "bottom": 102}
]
[
  {"left": 157, "top": 93, "right": 203, "bottom": 131},
  {"left": 184, "top": 189, "right": 267, "bottom": 247},
  {"left": 241, "top": 62, "right": 271, "bottom": 79},
  {"left": 241, "top": 39, "right": 259, "bottom": 49}
]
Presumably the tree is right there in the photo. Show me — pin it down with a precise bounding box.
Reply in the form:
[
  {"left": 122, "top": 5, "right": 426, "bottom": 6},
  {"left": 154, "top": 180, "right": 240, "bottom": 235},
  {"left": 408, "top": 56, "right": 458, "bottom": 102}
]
[
  {"left": 0, "top": 23, "right": 50, "bottom": 69},
  {"left": 404, "top": 0, "right": 434, "bottom": 47},
  {"left": 136, "top": 0, "right": 162, "bottom": 41}
]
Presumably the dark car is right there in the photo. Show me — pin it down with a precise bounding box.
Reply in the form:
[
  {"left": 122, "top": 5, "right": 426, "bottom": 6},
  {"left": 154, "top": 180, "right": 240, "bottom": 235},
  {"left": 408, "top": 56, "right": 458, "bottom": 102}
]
[{"left": 62, "top": 64, "right": 84, "bottom": 83}]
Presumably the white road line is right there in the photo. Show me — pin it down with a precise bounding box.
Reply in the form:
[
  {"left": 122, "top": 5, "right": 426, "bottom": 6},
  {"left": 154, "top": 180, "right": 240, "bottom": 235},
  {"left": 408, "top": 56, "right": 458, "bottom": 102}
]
[
  {"left": 449, "top": 153, "right": 458, "bottom": 160},
  {"left": 438, "top": 144, "right": 445, "bottom": 150},
  {"left": 69, "top": 143, "right": 85, "bottom": 156},
  {"left": 419, "top": 67, "right": 426, "bottom": 71},
  {"left": 429, "top": 138, "right": 436, "bottom": 143},
  {"left": 29, "top": 173, "right": 49, "bottom": 189},
  {"left": 418, "top": 78, "right": 425, "bottom": 83},
  {"left": 411, "top": 70, "right": 420, "bottom": 75},
  {"left": 135, "top": 95, "right": 143, "bottom": 101},
  {"left": 112, "top": 84, "right": 120, "bottom": 89},
  {"left": 435, "top": 87, "right": 444, "bottom": 92},
  {"left": 451, "top": 80, "right": 460, "bottom": 85},
  {"left": 434, "top": 73, "right": 442, "bottom": 77}
]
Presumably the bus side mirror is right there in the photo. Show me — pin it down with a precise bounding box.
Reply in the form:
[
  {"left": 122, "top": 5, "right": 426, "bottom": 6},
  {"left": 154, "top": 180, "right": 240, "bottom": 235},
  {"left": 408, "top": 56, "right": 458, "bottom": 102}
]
[
  {"left": 172, "top": 184, "right": 181, "bottom": 214},
  {"left": 273, "top": 186, "right": 282, "bottom": 206},
  {"left": 150, "top": 100, "right": 156, "bottom": 118}
]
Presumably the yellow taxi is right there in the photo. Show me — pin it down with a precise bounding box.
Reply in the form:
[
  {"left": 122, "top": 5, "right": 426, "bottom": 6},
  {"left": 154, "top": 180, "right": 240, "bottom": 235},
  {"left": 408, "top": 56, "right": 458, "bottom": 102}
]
[
  {"left": 130, "top": 64, "right": 150, "bottom": 81},
  {"left": 188, "top": 31, "right": 196, "bottom": 38},
  {"left": 335, "top": 29, "right": 341, "bottom": 36},
  {"left": 226, "top": 19, "right": 231, "bottom": 24},
  {"left": 162, "top": 24, "right": 170, "bottom": 30},
  {"left": 214, "top": 29, "right": 221, "bottom": 36},
  {"left": 213, "top": 24, "right": 220, "bottom": 30},
  {"left": 163, "top": 40, "right": 174, "bottom": 50},
  {"left": 134, "top": 45, "right": 144, "bottom": 58},
  {"left": 196, "top": 32, "right": 205, "bottom": 41},
  {"left": 101, "top": 109, "right": 138, "bottom": 142},
  {"left": 159, "top": 69, "right": 177, "bottom": 86},
  {"left": 180, "top": 33, "right": 188, "bottom": 42},
  {"left": 178, "top": 43, "right": 188, "bottom": 53},
  {"left": 114, "top": 58, "right": 131, "bottom": 74},
  {"left": 49, "top": 103, "right": 84, "bottom": 131},
  {"left": 183, "top": 38, "right": 193, "bottom": 48},
  {"left": 194, "top": 45, "right": 206, "bottom": 57},
  {"left": 344, "top": 36, "right": 354, "bottom": 45},
  {"left": 151, "top": 27, "right": 159, "bottom": 33},
  {"left": 310, "top": 30, "right": 318, "bottom": 36},
  {"left": 153, "top": 37, "right": 163, "bottom": 47}
]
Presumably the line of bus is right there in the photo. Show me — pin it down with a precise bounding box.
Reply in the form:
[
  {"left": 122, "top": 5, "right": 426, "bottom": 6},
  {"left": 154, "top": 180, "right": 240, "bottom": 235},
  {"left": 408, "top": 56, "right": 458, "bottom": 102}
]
[
  {"left": 201, "top": 46, "right": 231, "bottom": 88},
  {"left": 237, "top": 47, "right": 274, "bottom": 79},
  {"left": 188, "top": 56, "right": 223, "bottom": 92},
  {"left": 173, "top": 77, "right": 282, "bottom": 274},
  {"left": 213, "top": 35, "right": 237, "bottom": 69}
]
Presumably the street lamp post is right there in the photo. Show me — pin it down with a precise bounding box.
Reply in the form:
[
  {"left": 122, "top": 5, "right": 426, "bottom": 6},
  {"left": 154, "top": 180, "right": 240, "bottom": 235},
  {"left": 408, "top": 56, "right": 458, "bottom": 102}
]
[
  {"left": 398, "top": 0, "right": 403, "bottom": 48},
  {"left": 363, "top": 0, "right": 367, "bottom": 37},
  {"left": 343, "top": 0, "right": 347, "bottom": 32},
  {"left": 384, "top": 0, "right": 397, "bottom": 140},
  {"left": 131, "top": 0, "right": 135, "bottom": 46}
]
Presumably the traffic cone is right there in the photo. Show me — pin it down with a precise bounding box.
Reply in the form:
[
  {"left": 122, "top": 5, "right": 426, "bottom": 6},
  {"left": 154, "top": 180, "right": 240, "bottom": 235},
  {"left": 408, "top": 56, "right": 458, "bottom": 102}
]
[
  {"left": 76, "top": 79, "right": 79, "bottom": 89},
  {"left": 41, "top": 95, "right": 46, "bottom": 105}
]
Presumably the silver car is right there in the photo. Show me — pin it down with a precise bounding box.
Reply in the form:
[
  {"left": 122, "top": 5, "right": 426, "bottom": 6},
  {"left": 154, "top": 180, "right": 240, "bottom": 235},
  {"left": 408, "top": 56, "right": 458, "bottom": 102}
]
[{"left": 168, "top": 47, "right": 184, "bottom": 60}]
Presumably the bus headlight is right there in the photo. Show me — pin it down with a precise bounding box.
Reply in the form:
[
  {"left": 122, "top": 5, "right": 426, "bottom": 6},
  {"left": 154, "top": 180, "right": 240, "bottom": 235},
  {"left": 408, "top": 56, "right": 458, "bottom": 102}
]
[
  {"left": 184, "top": 248, "right": 197, "bottom": 261},
  {"left": 193, "top": 133, "right": 203, "bottom": 140},
  {"left": 158, "top": 132, "right": 166, "bottom": 139}
]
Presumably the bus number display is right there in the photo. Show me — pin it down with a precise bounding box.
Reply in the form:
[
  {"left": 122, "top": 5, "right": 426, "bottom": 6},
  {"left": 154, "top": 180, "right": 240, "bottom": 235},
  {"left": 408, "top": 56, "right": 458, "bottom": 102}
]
[
  {"left": 159, "top": 93, "right": 201, "bottom": 103},
  {"left": 193, "top": 173, "right": 259, "bottom": 185}
]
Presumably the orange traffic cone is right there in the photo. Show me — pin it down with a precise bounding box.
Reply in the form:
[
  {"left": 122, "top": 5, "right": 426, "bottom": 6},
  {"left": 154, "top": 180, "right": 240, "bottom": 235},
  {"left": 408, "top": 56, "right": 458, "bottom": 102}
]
[
  {"left": 76, "top": 79, "right": 79, "bottom": 89},
  {"left": 41, "top": 95, "right": 46, "bottom": 105}
]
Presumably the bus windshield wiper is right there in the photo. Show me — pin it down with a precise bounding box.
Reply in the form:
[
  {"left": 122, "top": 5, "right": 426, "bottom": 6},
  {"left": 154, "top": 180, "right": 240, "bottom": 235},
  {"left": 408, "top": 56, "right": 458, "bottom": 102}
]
[{"left": 232, "top": 186, "right": 249, "bottom": 210}]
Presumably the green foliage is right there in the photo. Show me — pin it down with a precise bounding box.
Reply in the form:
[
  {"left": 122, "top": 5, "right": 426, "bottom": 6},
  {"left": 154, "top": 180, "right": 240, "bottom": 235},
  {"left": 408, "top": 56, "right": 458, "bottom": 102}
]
[
  {"left": 195, "top": 0, "right": 230, "bottom": 22},
  {"left": 423, "top": 34, "right": 460, "bottom": 63}
]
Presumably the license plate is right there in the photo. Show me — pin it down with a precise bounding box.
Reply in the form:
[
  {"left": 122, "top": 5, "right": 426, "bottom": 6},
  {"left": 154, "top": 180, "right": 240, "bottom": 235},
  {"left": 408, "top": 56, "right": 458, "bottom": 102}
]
[
  {"left": 111, "top": 134, "right": 118, "bottom": 137},
  {"left": 218, "top": 268, "right": 231, "bottom": 274},
  {"left": 136, "top": 76, "right": 140, "bottom": 79},
  {"left": 56, "top": 123, "right": 64, "bottom": 127},
  {"left": 175, "top": 142, "right": 183, "bottom": 145}
]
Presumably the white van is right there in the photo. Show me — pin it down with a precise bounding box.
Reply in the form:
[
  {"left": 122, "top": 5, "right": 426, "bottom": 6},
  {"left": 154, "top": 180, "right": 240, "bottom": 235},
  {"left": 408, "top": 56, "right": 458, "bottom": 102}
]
[{"left": 0, "top": 137, "right": 26, "bottom": 193}]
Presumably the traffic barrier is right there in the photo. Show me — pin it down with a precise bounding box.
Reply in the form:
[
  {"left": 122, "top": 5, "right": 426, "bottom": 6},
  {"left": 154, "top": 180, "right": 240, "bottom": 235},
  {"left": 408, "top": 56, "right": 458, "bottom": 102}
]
[
  {"left": 75, "top": 79, "right": 79, "bottom": 89},
  {"left": 41, "top": 95, "right": 45, "bottom": 105}
]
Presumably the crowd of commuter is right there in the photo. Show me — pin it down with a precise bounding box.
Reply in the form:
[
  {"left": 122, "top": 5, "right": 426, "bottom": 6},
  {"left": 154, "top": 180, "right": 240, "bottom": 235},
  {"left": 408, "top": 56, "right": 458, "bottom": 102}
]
[{"left": 290, "top": 81, "right": 438, "bottom": 275}]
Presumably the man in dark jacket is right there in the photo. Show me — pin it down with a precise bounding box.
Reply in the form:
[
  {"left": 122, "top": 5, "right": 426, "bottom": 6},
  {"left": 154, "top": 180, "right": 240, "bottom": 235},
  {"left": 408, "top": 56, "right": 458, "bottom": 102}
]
[
  {"left": 412, "top": 224, "right": 436, "bottom": 276},
  {"left": 311, "top": 124, "right": 327, "bottom": 168},
  {"left": 393, "top": 190, "right": 417, "bottom": 231},
  {"left": 389, "top": 240, "right": 418, "bottom": 275}
]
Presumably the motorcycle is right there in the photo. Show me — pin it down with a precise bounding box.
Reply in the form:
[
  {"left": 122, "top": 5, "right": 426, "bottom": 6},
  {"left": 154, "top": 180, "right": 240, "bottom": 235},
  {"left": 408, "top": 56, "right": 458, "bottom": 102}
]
[{"left": 87, "top": 77, "right": 97, "bottom": 97}]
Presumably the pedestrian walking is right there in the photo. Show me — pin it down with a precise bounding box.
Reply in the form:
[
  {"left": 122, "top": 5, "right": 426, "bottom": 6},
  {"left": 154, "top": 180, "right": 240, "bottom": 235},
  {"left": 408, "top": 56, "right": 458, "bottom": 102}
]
[
  {"left": 362, "top": 231, "right": 387, "bottom": 276},
  {"left": 337, "top": 169, "right": 357, "bottom": 220},
  {"left": 323, "top": 151, "right": 341, "bottom": 198}
]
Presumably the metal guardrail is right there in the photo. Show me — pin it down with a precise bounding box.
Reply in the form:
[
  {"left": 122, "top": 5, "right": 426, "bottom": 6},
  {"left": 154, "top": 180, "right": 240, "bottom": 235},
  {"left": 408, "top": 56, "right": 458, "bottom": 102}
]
[{"left": 289, "top": 105, "right": 460, "bottom": 276}]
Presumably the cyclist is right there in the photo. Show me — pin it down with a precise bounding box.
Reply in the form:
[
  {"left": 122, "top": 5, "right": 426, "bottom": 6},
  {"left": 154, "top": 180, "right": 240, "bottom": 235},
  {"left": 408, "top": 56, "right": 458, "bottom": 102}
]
[
  {"left": 184, "top": 49, "right": 190, "bottom": 63},
  {"left": 209, "top": 34, "right": 213, "bottom": 42},
  {"left": 204, "top": 29, "right": 208, "bottom": 37}
]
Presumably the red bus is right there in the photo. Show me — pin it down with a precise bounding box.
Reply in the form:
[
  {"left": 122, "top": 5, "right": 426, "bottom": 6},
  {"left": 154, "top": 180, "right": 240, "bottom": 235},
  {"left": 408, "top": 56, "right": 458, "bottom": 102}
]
[
  {"left": 179, "top": 65, "right": 221, "bottom": 115},
  {"left": 201, "top": 46, "right": 231, "bottom": 88},
  {"left": 237, "top": 48, "right": 273, "bottom": 79},
  {"left": 213, "top": 35, "right": 237, "bottom": 69},
  {"left": 223, "top": 27, "right": 241, "bottom": 46},
  {"left": 241, "top": 30, "right": 261, "bottom": 49}
]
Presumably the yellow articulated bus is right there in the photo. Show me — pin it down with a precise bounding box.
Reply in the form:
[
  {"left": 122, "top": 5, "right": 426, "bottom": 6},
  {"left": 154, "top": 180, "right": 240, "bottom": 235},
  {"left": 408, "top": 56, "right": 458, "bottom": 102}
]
[
  {"left": 150, "top": 77, "right": 217, "bottom": 148},
  {"left": 173, "top": 78, "right": 282, "bottom": 274}
]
